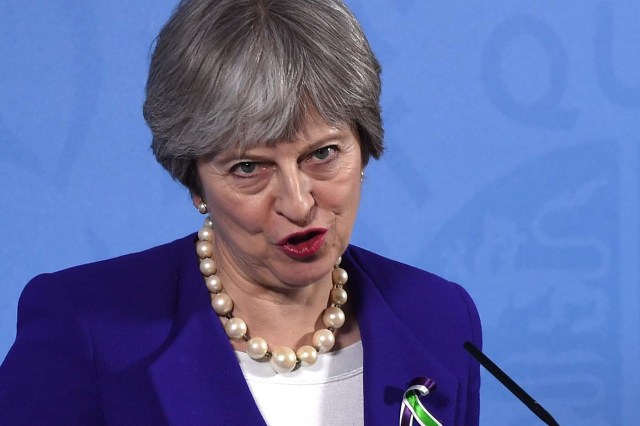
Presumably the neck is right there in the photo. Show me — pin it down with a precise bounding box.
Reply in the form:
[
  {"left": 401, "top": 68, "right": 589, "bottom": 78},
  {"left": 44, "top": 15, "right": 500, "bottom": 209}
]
[{"left": 211, "top": 238, "right": 336, "bottom": 350}]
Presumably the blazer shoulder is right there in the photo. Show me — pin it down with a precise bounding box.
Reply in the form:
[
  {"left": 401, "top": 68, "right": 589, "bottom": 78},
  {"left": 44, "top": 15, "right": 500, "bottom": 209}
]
[
  {"left": 344, "top": 244, "right": 481, "bottom": 345},
  {"left": 18, "top": 233, "right": 197, "bottom": 318},
  {"left": 49, "top": 233, "right": 194, "bottom": 278},
  {"left": 345, "top": 244, "right": 461, "bottom": 295},
  {"left": 30, "top": 233, "right": 195, "bottom": 287}
]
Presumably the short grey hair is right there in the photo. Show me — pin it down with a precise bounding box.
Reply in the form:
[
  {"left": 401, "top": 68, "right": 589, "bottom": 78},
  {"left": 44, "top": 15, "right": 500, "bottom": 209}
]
[{"left": 144, "top": 0, "right": 383, "bottom": 195}]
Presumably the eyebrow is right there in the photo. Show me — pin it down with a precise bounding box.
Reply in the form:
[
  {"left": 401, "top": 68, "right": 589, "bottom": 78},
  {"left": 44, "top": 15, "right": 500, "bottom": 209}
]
[{"left": 213, "top": 128, "right": 351, "bottom": 164}]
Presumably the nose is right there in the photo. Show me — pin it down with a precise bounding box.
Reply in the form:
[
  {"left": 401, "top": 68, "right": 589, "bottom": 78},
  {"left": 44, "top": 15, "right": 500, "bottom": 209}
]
[{"left": 274, "top": 166, "right": 315, "bottom": 225}]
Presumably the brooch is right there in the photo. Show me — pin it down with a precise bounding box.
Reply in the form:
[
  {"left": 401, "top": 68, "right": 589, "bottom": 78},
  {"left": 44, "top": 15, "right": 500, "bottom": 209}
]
[{"left": 399, "top": 377, "right": 443, "bottom": 426}]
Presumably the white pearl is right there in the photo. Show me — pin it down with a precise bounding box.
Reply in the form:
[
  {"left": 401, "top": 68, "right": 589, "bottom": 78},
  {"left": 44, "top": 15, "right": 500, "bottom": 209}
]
[
  {"left": 335, "top": 256, "right": 342, "bottom": 267},
  {"left": 211, "top": 293, "right": 233, "bottom": 315},
  {"left": 332, "top": 268, "right": 348, "bottom": 285},
  {"left": 199, "top": 258, "right": 217, "bottom": 276},
  {"left": 322, "top": 306, "right": 345, "bottom": 329},
  {"left": 247, "top": 337, "right": 268, "bottom": 360},
  {"left": 205, "top": 275, "right": 222, "bottom": 293},
  {"left": 270, "top": 347, "right": 297, "bottom": 373},
  {"left": 198, "top": 226, "right": 213, "bottom": 242},
  {"left": 224, "top": 317, "right": 247, "bottom": 340},
  {"left": 330, "top": 287, "right": 348, "bottom": 305},
  {"left": 203, "top": 217, "right": 213, "bottom": 228},
  {"left": 296, "top": 345, "right": 318, "bottom": 367},
  {"left": 196, "top": 241, "right": 213, "bottom": 258},
  {"left": 312, "top": 329, "right": 335, "bottom": 353}
]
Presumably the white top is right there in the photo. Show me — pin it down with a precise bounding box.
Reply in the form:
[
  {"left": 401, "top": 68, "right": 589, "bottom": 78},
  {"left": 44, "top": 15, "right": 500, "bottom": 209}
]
[{"left": 236, "top": 341, "right": 364, "bottom": 426}]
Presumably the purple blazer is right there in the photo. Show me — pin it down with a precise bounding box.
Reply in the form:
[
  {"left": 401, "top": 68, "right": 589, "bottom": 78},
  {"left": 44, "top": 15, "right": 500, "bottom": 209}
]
[{"left": 0, "top": 234, "right": 481, "bottom": 425}]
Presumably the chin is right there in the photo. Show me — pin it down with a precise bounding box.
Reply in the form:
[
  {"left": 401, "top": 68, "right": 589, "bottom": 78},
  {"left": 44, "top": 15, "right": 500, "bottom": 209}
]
[{"left": 277, "top": 255, "right": 336, "bottom": 287}]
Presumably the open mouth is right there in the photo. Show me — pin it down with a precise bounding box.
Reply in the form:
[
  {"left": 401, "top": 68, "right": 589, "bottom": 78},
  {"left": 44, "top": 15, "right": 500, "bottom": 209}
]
[
  {"left": 278, "top": 228, "right": 328, "bottom": 259},
  {"left": 287, "top": 230, "right": 324, "bottom": 245}
]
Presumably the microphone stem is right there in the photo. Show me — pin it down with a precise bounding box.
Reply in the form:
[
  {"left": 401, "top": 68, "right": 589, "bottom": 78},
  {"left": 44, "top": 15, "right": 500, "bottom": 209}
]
[{"left": 463, "top": 341, "right": 560, "bottom": 426}]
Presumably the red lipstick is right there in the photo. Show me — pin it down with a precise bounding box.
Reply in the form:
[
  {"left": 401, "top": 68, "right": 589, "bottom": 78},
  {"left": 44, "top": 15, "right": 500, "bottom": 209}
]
[{"left": 278, "top": 228, "right": 327, "bottom": 259}]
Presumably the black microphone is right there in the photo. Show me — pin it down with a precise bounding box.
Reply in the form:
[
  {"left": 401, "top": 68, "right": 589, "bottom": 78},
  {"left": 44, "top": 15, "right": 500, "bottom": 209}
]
[{"left": 463, "top": 341, "right": 560, "bottom": 426}]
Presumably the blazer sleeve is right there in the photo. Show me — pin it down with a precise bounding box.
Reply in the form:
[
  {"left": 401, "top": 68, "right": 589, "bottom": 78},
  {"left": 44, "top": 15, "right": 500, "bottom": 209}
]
[{"left": 0, "top": 274, "right": 103, "bottom": 425}]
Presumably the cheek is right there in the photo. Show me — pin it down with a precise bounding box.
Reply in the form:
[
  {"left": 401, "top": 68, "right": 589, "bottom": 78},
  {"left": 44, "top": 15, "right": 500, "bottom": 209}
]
[
  {"left": 325, "top": 182, "right": 361, "bottom": 251},
  {"left": 206, "top": 188, "right": 268, "bottom": 234},
  {"left": 319, "top": 174, "right": 362, "bottom": 219}
]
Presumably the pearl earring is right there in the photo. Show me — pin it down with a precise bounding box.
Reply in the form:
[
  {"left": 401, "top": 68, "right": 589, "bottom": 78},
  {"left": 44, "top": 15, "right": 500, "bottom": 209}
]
[
  {"left": 360, "top": 170, "right": 365, "bottom": 182},
  {"left": 197, "top": 201, "right": 208, "bottom": 215}
]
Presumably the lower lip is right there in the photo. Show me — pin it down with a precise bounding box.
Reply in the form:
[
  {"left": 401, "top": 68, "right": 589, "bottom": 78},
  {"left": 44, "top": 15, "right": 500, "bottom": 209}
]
[{"left": 280, "top": 233, "right": 326, "bottom": 259}]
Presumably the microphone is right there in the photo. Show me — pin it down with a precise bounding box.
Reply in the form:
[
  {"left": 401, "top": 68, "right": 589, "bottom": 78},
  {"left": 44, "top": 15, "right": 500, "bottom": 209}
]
[{"left": 463, "top": 341, "right": 560, "bottom": 426}]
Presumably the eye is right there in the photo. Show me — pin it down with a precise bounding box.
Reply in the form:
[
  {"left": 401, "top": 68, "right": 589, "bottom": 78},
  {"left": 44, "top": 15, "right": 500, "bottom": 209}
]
[
  {"left": 310, "top": 145, "right": 339, "bottom": 162},
  {"left": 230, "top": 161, "right": 258, "bottom": 177}
]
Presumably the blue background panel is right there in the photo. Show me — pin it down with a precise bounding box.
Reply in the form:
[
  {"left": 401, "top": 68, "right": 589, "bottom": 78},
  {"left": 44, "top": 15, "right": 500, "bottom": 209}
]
[{"left": 1, "top": 1, "right": 638, "bottom": 424}]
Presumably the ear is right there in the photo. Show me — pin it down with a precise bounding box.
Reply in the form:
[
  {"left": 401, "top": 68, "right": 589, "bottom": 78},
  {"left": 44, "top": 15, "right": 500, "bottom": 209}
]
[
  {"left": 191, "top": 194, "right": 203, "bottom": 210},
  {"left": 192, "top": 193, "right": 209, "bottom": 214}
]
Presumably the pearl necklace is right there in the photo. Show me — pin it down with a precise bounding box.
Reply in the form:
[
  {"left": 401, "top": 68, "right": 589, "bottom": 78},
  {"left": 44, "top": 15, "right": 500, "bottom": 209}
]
[{"left": 196, "top": 217, "right": 349, "bottom": 374}]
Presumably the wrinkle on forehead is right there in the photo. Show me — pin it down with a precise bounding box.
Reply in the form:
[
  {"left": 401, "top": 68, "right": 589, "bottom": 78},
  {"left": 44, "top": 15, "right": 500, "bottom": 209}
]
[{"left": 210, "top": 110, "right": 352, "bottom": 160}]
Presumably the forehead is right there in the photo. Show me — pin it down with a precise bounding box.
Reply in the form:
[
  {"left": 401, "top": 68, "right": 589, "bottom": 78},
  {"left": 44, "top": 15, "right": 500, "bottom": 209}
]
[
  {"left": 293, "top": 118, "right": 352, "bottom": 144},
  {"left": 223, "top": 116, "right": 355, "bottom": 158}
]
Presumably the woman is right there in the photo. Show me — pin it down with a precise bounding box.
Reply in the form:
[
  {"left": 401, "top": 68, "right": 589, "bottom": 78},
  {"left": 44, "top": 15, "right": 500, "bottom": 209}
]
[{"left": 0, "top": 0, "right": 481, "bottom": 425}]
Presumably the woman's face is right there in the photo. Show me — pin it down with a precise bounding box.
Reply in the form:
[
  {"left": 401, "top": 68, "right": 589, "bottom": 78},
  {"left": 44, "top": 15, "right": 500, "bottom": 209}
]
[{"left": 195, "top": 117, "right": 363, "bottom": 291}]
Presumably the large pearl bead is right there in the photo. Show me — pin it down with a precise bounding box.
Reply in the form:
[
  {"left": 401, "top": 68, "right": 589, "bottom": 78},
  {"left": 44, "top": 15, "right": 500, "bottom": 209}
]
[
  {"left": 224, "top": 317, "right": 247, "bottom": 340},
  {"left": 196, "top": 241, "right": 213, "bottom": 258},
  {"left": 247, "top": 337, "right": 268, "bottom": 360},
  {"left": 270, "top": 347, "right": 297, "bottom": 373},
  {"left": 322, "top": 306, "right": 345, "bottom": 329},
  {"left": 296, "top": 345, "right": 318, "bottom": 367},
  {"left": 205, "top": 275, "right": 222, "bottom": 293},
  {"left": 203, "top": 217, "right": 213, "bottom": 228},
  {"left": 330, "top": 287, "right": 348, "bottom": 305},
  {"left": 211, "top": 293, "right": 233, "bottom": 315},
  {"left": 312, "top": 329, "right": 335, "bottom": 353},
  {"left": 198, "top": 226, "right": 213, "bottom": 242},
  {"left": 332, "top": 268, "right": 348, "bottom": 285},
  {"left": 199, "top": 258, "right": 217, "bottom": 276}
]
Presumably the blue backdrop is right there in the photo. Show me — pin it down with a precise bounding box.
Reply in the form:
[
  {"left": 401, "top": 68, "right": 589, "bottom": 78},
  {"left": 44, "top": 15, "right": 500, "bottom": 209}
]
[{"left": 1, "top": 1, "right": 638, "bottom": 424}]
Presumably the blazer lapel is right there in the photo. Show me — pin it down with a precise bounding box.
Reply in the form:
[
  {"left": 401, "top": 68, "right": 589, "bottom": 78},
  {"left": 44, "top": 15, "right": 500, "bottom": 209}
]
[
  {"left": 344, "top": 251, "right": 459, "bottom": 426},
  {"left": 148, "top": 237, "right": 266, "bottom": 425}
]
